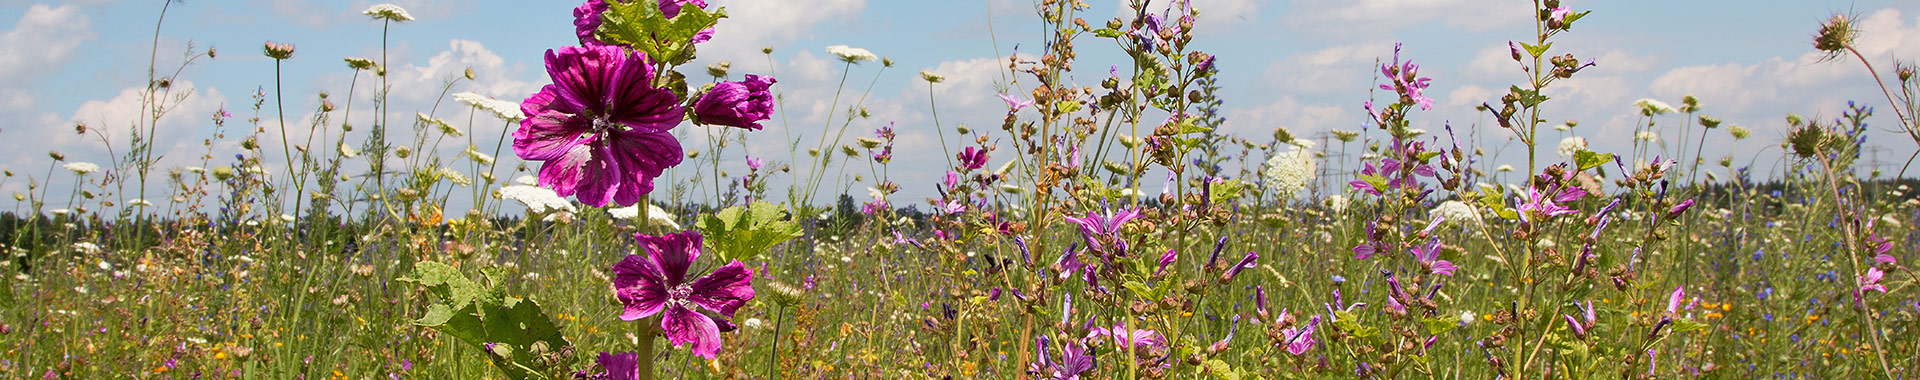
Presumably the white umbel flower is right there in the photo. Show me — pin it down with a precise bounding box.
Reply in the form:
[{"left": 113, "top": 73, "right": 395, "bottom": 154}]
[
  {"left": 339, "top": 143, "right": 359, "bottom": 158},
  {"left": 437, "top": 167, "right": 472, "bottom": 186},
  {"left": 128, "top": 198, "right": 153, "bottom": 208},
  {"left": 1262, "top": 147, "right": 1317, "bottom": 198},
  {"left": 1557, "top": 136, "right": 1588, "bottom": 158},
  {"left": 1635, "top": 98, "right": 1676, "bottom": 115},
  {"left": 610, "top": 203, "right": 681, "bottom": 230},
  {"left": 363, "top": 4, "right": 415, "bottom": 22},
  {"left": 453, "top": 92, "right": 525, "bottom": 122},
  {"left": 1430, "top": 200, "right": 1481, "bottom": 225},
  {"left": 825, "top": 45, "right": 878, "bottom": 63},
  {"left": 63, "top": 162, "right": 99, "bottom": 175},
  {"left": 499, "top": 185, "right": 575, "bottom": 214}
]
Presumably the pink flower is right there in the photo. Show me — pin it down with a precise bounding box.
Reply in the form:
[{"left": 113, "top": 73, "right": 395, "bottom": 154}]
[
  {"left": 1664, "top": 286, "right": 1684, "bottom": 314},
  {"left": 1860, "top": 267, "right": 1888, "bottom": 294},
  {"left": 693, "top": 74, "right": 777, "bottom": 130},
  {"left": 999, "top": 93, "right": 1034, "bottom": 112},
  {"left": 611, "top": 231, "right": 754, "bottom": 359},
  {"left": 1280, "top": 316, "right": 1319, "bottom": 356},
  {"left": 515, "top": 45, "right": 685, "bottom": 207}
]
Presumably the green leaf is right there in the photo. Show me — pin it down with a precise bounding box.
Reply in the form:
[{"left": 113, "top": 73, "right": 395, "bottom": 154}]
[
  {"left": 1093, "top": 28, "right": 1125, "bottom": 38},
  {"left": 1520, "top": 42, "right": 1552, "bottom": 58},
  {"left": 1671, "top": 318, "right": 1709, "bottom": 334},
  {"left": 1208, "top": 179, "right": 1245, "bottom": 205},
  {"left": 401, "top": 262, "right": 572, "bottom": 380},
  {"left": 1574, "top": 150, "right": 1610, "bottom": 172},
  {"left": 600, "top": 1, "right": 727, "bottom": 65},
  {"left": 1054, "top": 100, "right": 1083, "bottom": 114},
  {"left": 696, "top": 201, "right": 804, "bottom": 262},
  {"left": 1420, "top": 317, "right": 1460, "bottom": 336},
  {"left": 1356, "top": 174, "right": 1389, "bottom": 194}
]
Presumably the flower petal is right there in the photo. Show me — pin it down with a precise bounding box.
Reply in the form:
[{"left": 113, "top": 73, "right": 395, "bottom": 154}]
[
  {"left": 611, "top": 254, "right": 668, "bottom": 321},
  {"left": 536, "top": 137, "right": 597, "bottom": 198},
  {"left": 514, "top": 85, "right": 592, "bottom": 161},
  {"left": 638, "top": 230, "right": 703, "bottom": 286},
  {"left": 660, "top": 305, "right": 724, "bottom": 359},
  {"left": 688, "top": 259, "right": 755, "bottom": 317},
  {"left": 545, "top": 45, "right": 624, "bottom": 115},
  {"left": 603, "top": 129, "right": 684, "bottom": 206},
  {"left": 571, "top": 141, "right": 624, "bottom": 207},
  {"left": 604, "top": 51, "right": 684, "bottom": 133}
]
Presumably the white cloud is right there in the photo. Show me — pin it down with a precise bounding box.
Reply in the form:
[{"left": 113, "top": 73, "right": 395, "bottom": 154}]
[
  {"left": 701, "top": 0, "right": 869, "bottom": 62},
  {"left": 1113, "top": 0, "right": 1265, "bottom": 30},
  {"left": 1223, "top": 96, "right": 1353, "bottom": 139},
  {"left": 1280, "top": 0, "right": 1527, "bottom": 37},
  {"left": 0, "top": 4, "right": 92, "bottom": 84},
  {"left": 386, "top": 39, "right": 542, "bottom": 103},
  {"left": 1259, "top": 42, "right": 1393, "bottom": 94}
]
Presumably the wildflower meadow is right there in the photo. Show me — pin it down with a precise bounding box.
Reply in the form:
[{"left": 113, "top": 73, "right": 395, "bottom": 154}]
[{"left": 4, "top": 1, "right": 1920, "bottom": 379}]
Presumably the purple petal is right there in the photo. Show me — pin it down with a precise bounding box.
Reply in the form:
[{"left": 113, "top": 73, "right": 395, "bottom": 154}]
[
  {"left": 688, "top": 260, "right": 755, "bottom": 317},
  {"left": 660, "top": 305, "right": 724, "bottom": 359},
  {"left": 639, "top": 231, "right": 703, "bottom": 286},
  {"left": 536, "top": 137, "right": 597, "bottom": 198},
  {"left": 612, "top": 254, "right": 668, "bottom": 321}
]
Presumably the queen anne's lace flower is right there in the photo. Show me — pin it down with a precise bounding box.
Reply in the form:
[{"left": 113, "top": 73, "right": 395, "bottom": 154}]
[
  {"left": 1263, "top": 148, "right": 1317, "bottom": 198},
  {"left": 63, "top": 162, "right": 99, "bottom": 175},
  {"left": 1557, "top": 136, "right": 1588, "bottom": 158},
  {"left": 825, "top": 45, "right": 878, "bottom": 63},
  {"left": 454, "top": 92, "right": 526, "bottom": 122},
  {"left": 499, "top": 185, "right": 576, "bottom": 214},
  {"left": 363, "top": 4, "right": 414, "bottom": 22}
]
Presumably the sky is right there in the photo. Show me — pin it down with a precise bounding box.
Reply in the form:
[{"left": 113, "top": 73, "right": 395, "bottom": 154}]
[{"left": 3, "top": 0, "right": 1919, "bottom": 215}]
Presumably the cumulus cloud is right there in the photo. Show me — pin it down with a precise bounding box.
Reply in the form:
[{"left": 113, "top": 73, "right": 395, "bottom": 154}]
[
  {"left": 700, "top": 0, "right": 869, "bottom": 62},
  {"left": 1224, "top": 96, "right": 1354, "bottom": 139},
  {"left": 1259, "top": 42, "right": 1394, "bottom": 94},
  {"left": 1280, "top": 0, "right": 1528, "bottom": 37}
]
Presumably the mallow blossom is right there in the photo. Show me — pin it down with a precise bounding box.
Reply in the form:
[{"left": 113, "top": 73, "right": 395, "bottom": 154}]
[
  {"left": 611, "top": 231, "right": 755, "bottom": 359},
  {"left": 693, "top": 74, "right": 777, "bottom": 130},
  {"left": 515, "top": 45, "right": 685, "bottom": 207}
]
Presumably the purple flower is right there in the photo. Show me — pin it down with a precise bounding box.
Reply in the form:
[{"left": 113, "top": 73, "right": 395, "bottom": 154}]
[
  {"left": 1519, "top": 183, "right": 1585, "bottom": 222},
  {"left": 1063, "top": 206, "right": 1140, "bottom": 257},
  {"left": 1032, "top": 335, "right": 1096, "bottom": 380},
  {"left": 1352, "top": 221, "right": 1385, "bottom": 259},
  {"left": 1153, "top": 248, "right": 1178, "bottom": 277},
  {"left": 1664, "top": 286, "right": 1684, "bottom": 314},
  {"left": 1563, "top": 314, "right": 1587, "bottom": 339},
  {"left": 611, "top": 230, "right": 755, "bottom": 359},
  {"left": 1411, "top": 237, "right": 1455, "bottom": 276},
  {"left": 1549, "top": 6, "right": 1572, "bottom": 23},
  {"left": 1859, "top": 267, "right": 1888, "bottom": 294},
  {"left": 515, "top": 45, "right": 685, "bottom": 207},
  {"left": 999, "top": 93, "right": 1034, "bottom": 112},
  {"left": 745, "top": 156, "right": 765, "bottom": 170},
  {"left": 957, "top": 146, "right": 989, "bottom": 171},
  {"left": 693, "top": 74, "right": 777, "bottom": 130},
  {"left": 1280, "top": 316, "right": 1319, "bottom": 356},
  {"left": 1221, "top": 251, "right": 1258, "bottom": 283},
  {"left": 579, "top": 351, "right": 639, "bottom": 380},
  {"left": 1087, "top": 324, "right": 1165, "bottom": 350}
]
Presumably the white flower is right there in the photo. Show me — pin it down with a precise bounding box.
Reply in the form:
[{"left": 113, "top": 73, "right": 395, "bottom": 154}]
[
  {"left": 363, "top": 4, "right": 414, "bottom": 22},
  {"left": 186, "top": 166, "right": 207, "bottom": 174},
  {"left": 1289, "top": 139, "right": 1317, "bottom": 150},
  {"left": 72, "top": 242, "right": 99, "bottom": 254},
  {"left": 743, "top": 318, "right": 765, "bottom": 329},
  {"left": 454, "top": 92, "right": 527, "bottom": 122},
  {"left": 867, "top": 186, "right": 886, "bottom": 201},
  {"left": 609, "top": 203, "right": 681, "bottom": 230},
  {"left": 463, "top": 146, "right": 496, "bottom": 165},
  {"left": 96, "top": 260, "right": 112, "bottom": 270},
  {"left": 63, "top": 162, "right": 99, "bottom": 175},
  {"left": 1406, "top": 128, "right": 1429, "bottom": 138},
  {"left": 1636, "top": 131, "right": 1661, "bottom": 142},
  {"left": 128, "top": 199, "right": 153, "bottom": 207},
  {"left": 50, "top": 209, "right": 71, "bottom": 216},
  {"left": 1262, "top": 147, "right": 1317, "bottom": 198},
  {"left": 825, "top": 45, "right": 878, "bottom": 63},
  {"left": 438, "top": 167, "right": 472, "bottom": 187},
  {"left": 339, "top": 143, "right": 360, "bottom": 158},
  {"left": 499, "top": 185, "right": 575, "bottom": 214},
  {"left": 1634, "top": 98, "right": 1676, "bottom": 115},
  {"left": 1461, "top": 310, "right": 1476, "bottom": 326},
  {"left": 1430, "top": 200, "right": 1482, "bottom": 225},
  {"left": 1495, "top": 164, "right": 1515, "bottom": 172},
  {"left": 1324, "top": 195, "right": 1348, "bottom": 214},
  {"left": 280, "top": 214, "right": 296, "bottom": 223},
  {"left": 1557, "top": 136, "right": 1588, "bottom": 158},
  {"left": 514, "top": 175, "right": 539, "bottom": 186}
]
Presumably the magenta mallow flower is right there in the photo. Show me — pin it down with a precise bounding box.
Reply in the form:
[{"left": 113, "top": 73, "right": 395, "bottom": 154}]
[
  {"left": 611, "top": 230, "right": 754, "bottom": 359},
  {"left": 957, "top": 146, "right": 988, "bottom": 171},
  {"left": 693, "top": 74, "right": 777, "bottom": 130},
  {"left": 516, "top": 45, "right": 685, "bottom": 207},
  {"left": 578, "top": 351, "right": 639, "bottom": 380},
  {"left": 1379, "top": 43, "right": 1434, "bottom": 110},
  {"left": 1032, "top": 335, "right": 1095, "bottom": 380},
  {"left": 1519, "top": 182, "right": 1586, "bottom": 222},
  {"left": 1664, "top": 286, "right": 1684, "bottom": 314}
]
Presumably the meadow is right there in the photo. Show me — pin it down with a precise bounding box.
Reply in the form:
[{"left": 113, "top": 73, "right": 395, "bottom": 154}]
[{"left": 1, "top": 1, "right": 1917, "bottom": 379}]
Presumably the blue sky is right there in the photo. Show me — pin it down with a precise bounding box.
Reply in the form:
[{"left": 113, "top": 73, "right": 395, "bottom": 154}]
[{"left": 3, "top": 0, "right": 1919, "bottom": 213}]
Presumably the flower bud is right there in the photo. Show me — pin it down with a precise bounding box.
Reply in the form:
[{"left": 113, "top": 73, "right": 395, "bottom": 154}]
[
  {"left": 692, "top": 74, "right": 776, "bottom": 130},
  {"left": 263, "top": 41, "right": 295, "bottom": 60}
]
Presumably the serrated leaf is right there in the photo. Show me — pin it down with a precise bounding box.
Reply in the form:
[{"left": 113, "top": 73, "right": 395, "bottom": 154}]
[
  {"left": 402, "top": 261, "right": 572, "bottom": 380},
  {"left": 696, "top": 201, "right": 804, "bottom": 262},
  {"left": 1208, "top": 179, "right": 1245, "bottom": 205},
  {"left": 1521, "top": 42, "right": 1551, "bottom": 58},
  {"left": 1574, "top": 150, "right": 1610, "bottom": 172},
  {"left": 1357, "top": 174, "right": 1389, "bottom": 194},
  {"left": 1421, "top": 317, "right": 1460, "bottom": 336},
  {"left": 600, "top": 1, "right": 726, "bottom": 65},
  {"left": 1055, "top": 100, "right": 1083, "bottom": 114},
  {"left": 1093, "top": 28, "right": 1125, "bottom": 38}
]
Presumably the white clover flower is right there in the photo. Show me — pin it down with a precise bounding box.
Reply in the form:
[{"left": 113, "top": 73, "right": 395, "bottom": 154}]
[
  {"left": 825, "top": 45, "right": 878, "bottom": 63},
  {"left": 63, "top": 162, "right": 99, "bottom": 175},
  {"left": 1430, "top": 200, "right": 1482, "bottom": 225},
  {"left": 1635, "top": 98, "right": 1676, "bottom": 115},
  {"left": 499, "top": 185, "right": 575, "bottom": 214},
  {"left": 1262, "top": 147, "right": 1317, "bottom": 198},
  {"left": 1557, "top": 136, "right": 1588, "bottom": 158},
  {"left": 363, "top": 4, "right": 414, "bottom": 22}
]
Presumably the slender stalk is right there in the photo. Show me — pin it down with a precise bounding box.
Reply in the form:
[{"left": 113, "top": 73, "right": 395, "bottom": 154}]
[
  {"left": 766, "top": 305, "right": 785, "bottom": 379},
  {"left": 273, "top": 58, "right": 304, "bottom": 222}
]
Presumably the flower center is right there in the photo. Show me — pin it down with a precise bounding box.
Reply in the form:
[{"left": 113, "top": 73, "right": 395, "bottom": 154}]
[
  {"left": 591, "top": 114, "right": 618, "bottom": 134},
  {"left": 666, "top": 283, "right": 695, "bottom": 308}
]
